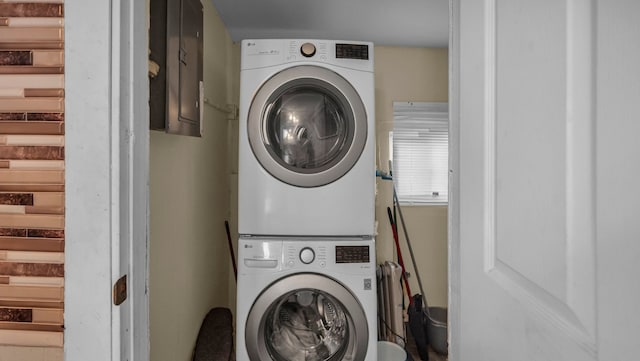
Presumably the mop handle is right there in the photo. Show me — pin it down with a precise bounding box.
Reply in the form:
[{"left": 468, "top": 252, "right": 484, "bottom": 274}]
[
  {"left": 387, "top": 207, "right": 413, "bottom": 304},
  {"left": 393, "top": 188, "right": 428, "bottom": 306}
]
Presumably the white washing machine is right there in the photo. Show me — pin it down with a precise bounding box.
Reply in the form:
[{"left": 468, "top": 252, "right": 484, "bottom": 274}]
[
  {"left": 238, "top": 39, "right": 375, "bottom": 236},
  {"left": 236, "top": 237, "right": 377, "bottom": 361}
]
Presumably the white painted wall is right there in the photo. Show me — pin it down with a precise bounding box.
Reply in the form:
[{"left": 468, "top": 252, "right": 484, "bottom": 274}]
[
  {"left": 148, "top": 3, "right": 238, "bottom": 361},
  {"left": 374, "top": 47, "right": 449, "bottom": 307}
]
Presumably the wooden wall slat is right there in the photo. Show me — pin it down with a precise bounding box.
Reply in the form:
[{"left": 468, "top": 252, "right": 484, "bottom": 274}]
[
  {"left": 0, "top": 285, "right": 63, "bottom": 301},
  {"left": 0, "top": 237, "right": 64, "bottom": 252},
  {"left": 0, "top": 300, "right": 63, "bottom": 309},
  {"left": 0, "top": 98, "right": 64, "bottom": 112},
  {"left": 0, "top": 145, "right": 64, "bottom": 159},
  {"left": 3, "top": 17, "right": 64, "bottom": 28},
  {"left": 8, "top": 276, "right": 64, "bottom": 287},
  {"left": 0, "top": 66, "right": 64, "bottom": 74},
  {"left": 0, "top": 263, "right": 64, "bottom": 277},
  {"left": 0, "top": 322, "right": 63, "bottom": 332},
  {"left": 1, "top": 135, "right": 64, "bottom": 146},
  {"left": 0, "top": 74, "right": 64, "bottom": 89},
  {"left": 0, "top": 345, "right": 63, "bottom": 360},
  {"left": 0, "top": 170, "right": 64, "bottom": 184},
  {"left": 0, "top": 214, "right": 64, "bottom": 229},
  {"left": 0, "top": 4, "right": 63, "bottom": 18},
  {"left": 6, "top": 160, "right": 65, "bottom": 169},
  {"left": 0, "top": 329, "right": 63, "bottom": 347}
]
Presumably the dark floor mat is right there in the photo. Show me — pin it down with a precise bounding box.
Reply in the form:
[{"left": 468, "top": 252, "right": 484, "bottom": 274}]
[{"left": 193, "top": 307, "right": 234, "bottom": 361}]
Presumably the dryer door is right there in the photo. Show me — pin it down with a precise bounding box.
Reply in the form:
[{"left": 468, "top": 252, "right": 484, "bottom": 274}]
[
  {"left": 245, "top": 273, "right": 369, "bottom": 361},
  {"left": 247, "top": 66, "right": 367, "bottom": 187}
]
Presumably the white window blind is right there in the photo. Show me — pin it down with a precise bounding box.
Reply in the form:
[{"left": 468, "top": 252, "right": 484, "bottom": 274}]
[{"left": 391, "top": 102, "right": 449, "bottom": 204}]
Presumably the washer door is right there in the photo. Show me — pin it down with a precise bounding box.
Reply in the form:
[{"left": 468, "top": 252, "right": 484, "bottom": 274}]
[
  {"left": 248, "top": 66, "right": 367, "bottom": 187},
  {"left": 245, "top": 273, "right": 369, "bottom": 361}
]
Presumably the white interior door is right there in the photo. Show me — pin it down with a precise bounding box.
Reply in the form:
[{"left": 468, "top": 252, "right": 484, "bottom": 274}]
[{"left": 450, "top": 1, "right": 640, "bottom": 360}]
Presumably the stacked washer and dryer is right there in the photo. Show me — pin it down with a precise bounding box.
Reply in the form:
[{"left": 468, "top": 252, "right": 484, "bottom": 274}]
[{"left": 236, "top": 39, "right": 377, "bottom": 361}]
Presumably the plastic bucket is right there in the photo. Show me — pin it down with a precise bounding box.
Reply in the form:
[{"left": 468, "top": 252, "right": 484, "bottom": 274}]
[
  {"left": 377, "top": 341, "right": 407, "bottom": 361},
  {"left": 427, "top": 306, "right": 448, "bottom": 355}
]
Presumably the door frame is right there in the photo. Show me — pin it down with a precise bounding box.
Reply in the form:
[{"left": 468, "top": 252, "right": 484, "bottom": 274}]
[
  {"left": 64, "top": 1, "right": 459, "bottom": 361},
  {"left": 65, "top": 0, "right": 149, "bottom": 360},
  {"left": 448, "top": 0, "right": 461, "bottom": 359}
]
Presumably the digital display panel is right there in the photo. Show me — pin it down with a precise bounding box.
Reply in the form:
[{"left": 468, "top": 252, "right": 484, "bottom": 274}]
[
  {"left": 336, "top": 44, "right": 369, "bottom": 60},
  {"left": 336, "top": 246, "right": 370, "bottom": 263}
]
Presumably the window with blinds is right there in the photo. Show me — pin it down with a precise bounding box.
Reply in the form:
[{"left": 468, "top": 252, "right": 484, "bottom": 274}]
[{"left": 391, "top": 102, "right": 449, "bottom": 204}]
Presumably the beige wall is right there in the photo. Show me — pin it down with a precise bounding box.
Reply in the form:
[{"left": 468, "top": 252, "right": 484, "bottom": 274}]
[
  {"left": 149, "top": 3, "right": 238, "bottom": 361},
  {"left": 374, "top": 46, "right": 449, "bottom": 307}
]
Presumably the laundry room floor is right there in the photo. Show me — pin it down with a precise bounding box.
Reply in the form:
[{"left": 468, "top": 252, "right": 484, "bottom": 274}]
[
  {"left": 405, "top": 345, "right": 448, "bottom": 361},
  {"left": 404, "top": 324, "right": 448, "bottom": 361}
]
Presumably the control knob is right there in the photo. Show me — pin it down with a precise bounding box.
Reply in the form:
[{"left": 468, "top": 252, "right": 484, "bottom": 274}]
[
  {"left": 300, "top": 42, "right": 316, "bottom": 57},
  {"left": 299, "top": 247, "right": 315, "bottom": 264}
]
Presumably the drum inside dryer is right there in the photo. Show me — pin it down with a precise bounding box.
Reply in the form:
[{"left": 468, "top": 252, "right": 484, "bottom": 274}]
[
  {"left": 264, "top": 87, "right": 349, "bottom": 171},
  {"left": 247, "top": 65, "right": 368, "bottom": 188},
  {"left": 265, "top": 289, "right": 350, "bottom": 361}
]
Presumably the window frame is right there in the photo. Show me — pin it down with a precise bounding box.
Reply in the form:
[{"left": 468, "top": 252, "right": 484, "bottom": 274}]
[{"left": 390, "top": 101, "right": 449, "bottom": 205}]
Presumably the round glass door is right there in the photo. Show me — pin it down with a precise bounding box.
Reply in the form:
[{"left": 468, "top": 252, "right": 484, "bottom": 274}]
[
  {"left": 245, "top": 273, "right": 368, "bottom": 361},
  {"left": 265, "top": 289, "right": 348, "bottom": 360},
  {"left": 248, "top": 66, "right": 367, "bottom": 187}
]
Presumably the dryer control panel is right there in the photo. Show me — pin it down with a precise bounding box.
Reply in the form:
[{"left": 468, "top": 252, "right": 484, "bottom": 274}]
[{"left": 241, "top": 39, "right": 374, "bottom": 72}]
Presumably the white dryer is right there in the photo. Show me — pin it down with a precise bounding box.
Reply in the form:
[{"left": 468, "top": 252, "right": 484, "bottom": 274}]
[
  {"left": 238, "top": 39, "right": 375, "bottom": 236},
  {"left": 236, "top": 237, "right": 377, "bottom": 361}
]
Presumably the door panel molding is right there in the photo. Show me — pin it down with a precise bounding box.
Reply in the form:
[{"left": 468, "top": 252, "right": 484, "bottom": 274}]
[{"left": 481, "top": 0, "right": 596, "bottom": 354}]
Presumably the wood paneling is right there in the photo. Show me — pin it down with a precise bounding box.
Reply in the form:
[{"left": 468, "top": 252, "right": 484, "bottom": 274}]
[{"left": 0, "top": 1, "right": 64, "bottom": 351}]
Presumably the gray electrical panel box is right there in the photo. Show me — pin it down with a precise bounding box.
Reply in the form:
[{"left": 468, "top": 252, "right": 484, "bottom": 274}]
[{"left": 150, "top": 0, "right": 203, "bottom": 137}]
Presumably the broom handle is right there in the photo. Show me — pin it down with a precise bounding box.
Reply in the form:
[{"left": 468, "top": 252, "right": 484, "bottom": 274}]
[{"left": 224, "top": 220, "right": 237, "bottom": 282}]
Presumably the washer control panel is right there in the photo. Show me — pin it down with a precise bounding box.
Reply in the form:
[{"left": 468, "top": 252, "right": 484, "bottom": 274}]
[
  {"left": 240, "top": 238, "right": 374, "bottom": 272},
  {"left": 285, "top": 243, "right": 327, "bottom": 268}
]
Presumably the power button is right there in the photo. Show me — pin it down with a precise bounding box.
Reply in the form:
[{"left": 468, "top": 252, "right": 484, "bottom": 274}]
[{"left": 299, "top": 247, "right": 315, "bottom": 264}]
